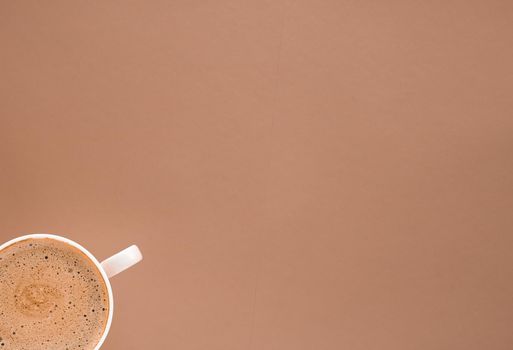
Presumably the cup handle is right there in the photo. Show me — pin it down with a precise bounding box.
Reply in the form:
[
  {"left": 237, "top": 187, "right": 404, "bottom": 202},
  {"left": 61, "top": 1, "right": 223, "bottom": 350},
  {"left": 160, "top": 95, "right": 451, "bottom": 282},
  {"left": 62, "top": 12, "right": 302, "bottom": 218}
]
[{"left": 101, "top": 245, "right": 143, "bottom": 278}]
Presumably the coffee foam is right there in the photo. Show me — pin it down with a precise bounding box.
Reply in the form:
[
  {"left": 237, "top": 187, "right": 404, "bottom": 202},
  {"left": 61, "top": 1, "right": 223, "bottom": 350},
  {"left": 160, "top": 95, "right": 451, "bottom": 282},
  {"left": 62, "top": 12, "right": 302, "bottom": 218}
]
[{"left": 0, "top": 238, "right": 110, "bottom": 350}]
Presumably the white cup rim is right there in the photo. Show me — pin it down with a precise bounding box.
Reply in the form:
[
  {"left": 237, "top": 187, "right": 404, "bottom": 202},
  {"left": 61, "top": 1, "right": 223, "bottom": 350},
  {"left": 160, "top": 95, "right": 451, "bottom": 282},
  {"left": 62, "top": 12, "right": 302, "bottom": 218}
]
[{"left": 0, "top": 233, "right": 114, "bottom": 350}]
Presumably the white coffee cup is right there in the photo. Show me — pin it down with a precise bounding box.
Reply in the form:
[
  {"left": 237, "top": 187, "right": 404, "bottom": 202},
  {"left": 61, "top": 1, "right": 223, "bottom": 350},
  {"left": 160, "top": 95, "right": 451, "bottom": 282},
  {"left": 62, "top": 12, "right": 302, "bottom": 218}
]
[{"left": 0, "top": 233, "right": 143, "bottom": 350}]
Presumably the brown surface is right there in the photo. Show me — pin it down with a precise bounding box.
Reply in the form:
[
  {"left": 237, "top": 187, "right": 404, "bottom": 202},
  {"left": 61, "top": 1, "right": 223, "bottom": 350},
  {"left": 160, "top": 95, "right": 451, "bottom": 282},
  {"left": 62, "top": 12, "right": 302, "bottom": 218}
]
[{"left": 1, "top": 1, "right": 513, "bottom": 349}]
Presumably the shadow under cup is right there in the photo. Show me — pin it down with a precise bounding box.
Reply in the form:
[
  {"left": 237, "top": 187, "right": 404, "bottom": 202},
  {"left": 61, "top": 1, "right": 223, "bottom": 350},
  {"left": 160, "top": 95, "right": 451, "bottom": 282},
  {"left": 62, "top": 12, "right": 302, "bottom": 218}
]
[{"left": 0, "top": 235, "right": 114, "bottom": 350}]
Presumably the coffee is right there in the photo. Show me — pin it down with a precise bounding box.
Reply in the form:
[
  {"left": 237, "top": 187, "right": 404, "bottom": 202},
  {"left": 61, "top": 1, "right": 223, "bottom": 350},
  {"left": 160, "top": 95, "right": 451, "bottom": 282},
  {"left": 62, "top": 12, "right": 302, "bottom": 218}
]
[{"left": 0, "top": 238, "right": 110, "bottom": 350}]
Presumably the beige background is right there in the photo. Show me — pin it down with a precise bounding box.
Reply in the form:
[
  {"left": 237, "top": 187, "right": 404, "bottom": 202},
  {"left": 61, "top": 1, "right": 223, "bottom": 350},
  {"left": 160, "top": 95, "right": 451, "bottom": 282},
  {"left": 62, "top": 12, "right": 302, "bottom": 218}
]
[{"left": 1, "top": 1, "right": 513, "bottom": 349}]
